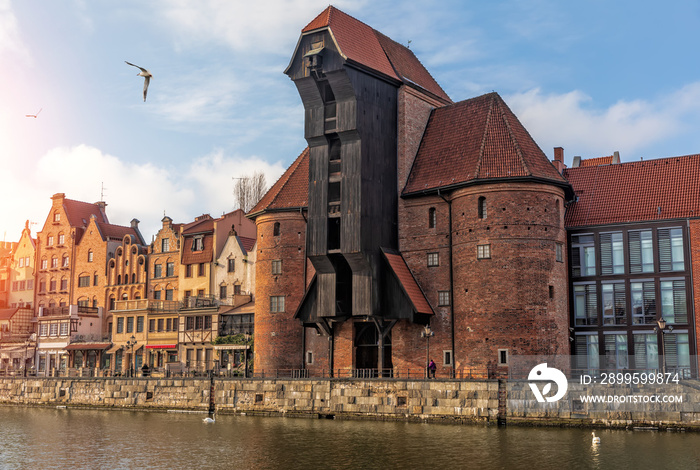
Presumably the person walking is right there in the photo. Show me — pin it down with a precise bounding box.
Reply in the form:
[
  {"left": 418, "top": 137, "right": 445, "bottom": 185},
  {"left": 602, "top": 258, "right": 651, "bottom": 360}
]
[{"left": 428, "top": 359, "right": 437, "bottom": 379}]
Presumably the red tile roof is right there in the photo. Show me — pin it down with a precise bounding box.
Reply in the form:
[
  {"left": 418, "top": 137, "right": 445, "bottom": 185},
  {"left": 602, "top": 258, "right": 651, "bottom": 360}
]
[
  {"left": 300, "top": 6, "right": 450, "bottom": 102},
  {"left": 182, "top": 215, "right": 215, "bottom": 235},
  {"left": 248, "top": 148, "right": 309, "bottom": 217},
  {"left": 564, "top": 154, "right": 700, "bottom": 227},
  {"left": 383, "top": 251, "right": 434, "bottom": 315},
  {"left": 182, "top": 234, "right": 214, "bottom": 264},
  {"left": 403, "top": 92, "right": 570, "bottom": 196},
  {"left": 96, "top": 222, "right": 142, "bottom": 243},
  {"left": 0, "top": 308, "right": 18, "bottom": 321},
  {"left": 579, "top": 155, "right": 613, "bottom": 167},
  {"left": 238, "top": 236, "right": 256, "bottom": 253},
  {"left": 63, "top": 199, "right": 108, "bottom": 227}
]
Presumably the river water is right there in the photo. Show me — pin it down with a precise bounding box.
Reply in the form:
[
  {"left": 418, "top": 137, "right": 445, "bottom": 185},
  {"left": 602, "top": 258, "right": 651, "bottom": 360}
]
[{"left": 1, "top": 406, "right": 699, "bottom": 469}]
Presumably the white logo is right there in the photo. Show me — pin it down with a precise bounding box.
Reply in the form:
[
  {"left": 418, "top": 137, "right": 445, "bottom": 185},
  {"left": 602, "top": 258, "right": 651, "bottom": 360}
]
[{"left": 528, "top": 363, "right": 568, "bottom": 403}]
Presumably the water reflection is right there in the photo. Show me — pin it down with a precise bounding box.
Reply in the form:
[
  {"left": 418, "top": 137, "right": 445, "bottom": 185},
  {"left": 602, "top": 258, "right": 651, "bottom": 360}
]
[{"left": 1, "top": 406, "right": 700, "bottom": 469}]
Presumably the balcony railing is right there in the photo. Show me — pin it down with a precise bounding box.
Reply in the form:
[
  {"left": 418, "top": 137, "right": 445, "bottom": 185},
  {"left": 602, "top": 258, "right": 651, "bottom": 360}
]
[
  {"left": 181, "top": 295, "right": 219, "bottom": 310},
  {"left": 112, "top": 299, "right": 179, "bottom": 313}
]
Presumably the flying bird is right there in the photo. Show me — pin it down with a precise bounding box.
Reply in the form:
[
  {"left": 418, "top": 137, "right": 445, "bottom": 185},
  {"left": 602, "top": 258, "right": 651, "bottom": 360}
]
[
  {"left": 25, "top": 108, "right": 42, "bottom": 118},
  {"left": 125, "top": 61, "right": 152, "bottom": 102}
]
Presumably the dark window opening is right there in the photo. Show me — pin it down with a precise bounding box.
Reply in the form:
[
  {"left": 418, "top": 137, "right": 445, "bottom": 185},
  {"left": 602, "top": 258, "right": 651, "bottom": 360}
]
[
  {"left": 328, "top": 218, "right": 341, "bottom": 251},
  {"left": 428, "top": 207, "right": 436, "bottom": 228},
  {"left": 478, "top": 196, "right": 487, "bottom": 219}
]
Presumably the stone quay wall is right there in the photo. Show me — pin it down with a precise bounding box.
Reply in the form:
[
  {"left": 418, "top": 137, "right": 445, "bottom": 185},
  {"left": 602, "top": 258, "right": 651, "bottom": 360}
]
[{"left": 3, "top": 377, "right": 700, "bottom": 429}]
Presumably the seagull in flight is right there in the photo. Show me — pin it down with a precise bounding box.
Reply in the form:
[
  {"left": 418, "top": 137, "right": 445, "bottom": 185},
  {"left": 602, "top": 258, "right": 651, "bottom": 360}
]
[
  {"left": 25, "top": 108, "right": 42, "bottom": 118},
  {"left": 125, "top": 61, "right": 153, "bottom": 102}
]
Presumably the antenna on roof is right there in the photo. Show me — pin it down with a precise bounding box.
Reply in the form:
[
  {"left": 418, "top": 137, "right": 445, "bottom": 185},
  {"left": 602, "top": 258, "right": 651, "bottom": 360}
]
[
  {"left": 100, "top": 182, "right": 107, "bottom": 201},
  {"left": 407, "top": 40, "right": 412, "bottom": 49}
]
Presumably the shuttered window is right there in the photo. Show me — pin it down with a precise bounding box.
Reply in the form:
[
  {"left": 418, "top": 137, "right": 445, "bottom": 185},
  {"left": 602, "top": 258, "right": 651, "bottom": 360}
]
[
  {"left": 603, "top": 334, "right": 628, "bottom": 370},
  {"left": 571, "top": 234, "right": 595, "bottom": 277},
  {"left": 628, "top": 230, "right": 654, "bottom": 273},
  {"left": 631, "top": 281, "right": 656, "bottom": 325},
  {"left": 661, "top": 280, "right": 687, "bottom": 324},
  {"left": 600, "top": 232, "right": 624, "bottom": 274},
  {"left": 658, "top": 228, "right": 684, "bottom": 272},
  {"left": 602, "top": 282, "right": 626, "bottom": 325},
  {"left": 663, "top": 333, "right": 690, "bottom": 376},
  {"left": 633, "top": 333, "right": 659, "bottom": 370},
  {"left": 575, "top": 334, "right": 599, "bottom": 374},
  {"left": 574, "top": 283, "right": 597, "bottom": 326}
]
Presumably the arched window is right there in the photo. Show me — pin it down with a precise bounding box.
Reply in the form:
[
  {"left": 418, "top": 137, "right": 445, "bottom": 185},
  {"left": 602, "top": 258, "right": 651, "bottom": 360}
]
[
  {"left": 62, "top": 254, "right": 69, "bottom": 267},
  {"left": 117, "top": 275, "right": 121, "bottom": 285},
  {"left": 478, "top": 197, "right": 487, "bottom": 219},
  {"left": 273, "top": 222, "right": 281, "bottom": 237},
  {"left": 428, "top": 208, "right": 436, "bottom": 228},
  {"left": 122, "top": 293, "right": 128, "bottom": 300},
  {"left": 131, "top": 273, "right": 136, "bottom": 284},
  {"left": 51, "top": 255, "right": 58, "bottom": 268}
]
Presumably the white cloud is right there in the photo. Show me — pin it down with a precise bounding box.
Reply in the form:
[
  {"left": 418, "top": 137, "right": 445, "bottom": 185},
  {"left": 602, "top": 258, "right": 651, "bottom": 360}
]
[
  {"left": 155, "top": 0, "right": 362, "bottom": 55},
  {"left": 506, "top": 84, "right": 700, "bottom": 161},
  {"left": 0, "top": 0, "right": 29, "bottom": 63},
  {"left": 2, "top": 144, "right": 286, "bottom": 243}
]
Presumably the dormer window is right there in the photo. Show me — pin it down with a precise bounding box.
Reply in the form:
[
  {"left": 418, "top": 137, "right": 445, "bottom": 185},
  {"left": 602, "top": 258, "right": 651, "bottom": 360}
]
[{"left": 192, "top": 236, "right": 204, "bottom": 252}]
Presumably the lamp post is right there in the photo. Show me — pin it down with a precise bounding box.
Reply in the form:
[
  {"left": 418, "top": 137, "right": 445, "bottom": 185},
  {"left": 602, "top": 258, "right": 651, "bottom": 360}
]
[
  {"left": 126, "top": 335, "right": 137, "bottom": 377},
  {"left": 421, "top": 325, "right": 434, "bottom": 379},
  {"left": 654, "top": 318, "right": 673, "bottom": 375}
]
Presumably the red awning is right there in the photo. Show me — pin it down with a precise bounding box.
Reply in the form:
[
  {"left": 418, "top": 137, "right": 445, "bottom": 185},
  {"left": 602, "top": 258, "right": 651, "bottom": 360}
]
[{"left": 145, "top": 344, "right": 177, "bottom": 349}]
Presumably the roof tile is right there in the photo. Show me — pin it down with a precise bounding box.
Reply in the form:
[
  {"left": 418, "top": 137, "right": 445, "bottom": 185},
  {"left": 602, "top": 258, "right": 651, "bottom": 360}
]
[
  {"left": 564, "top": 154, "right": 700, "bottom": 227},
  {"left": 403, "top": 92, "right": 569, "bottom": 195},
  {"left": 249, "top": 148, "right": 309, "bottom": 216}
]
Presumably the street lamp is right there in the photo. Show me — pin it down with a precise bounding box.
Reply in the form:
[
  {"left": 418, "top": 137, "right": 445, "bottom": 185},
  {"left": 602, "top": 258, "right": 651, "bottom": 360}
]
[
  {"left": 126, "top": 335, "right": 138, "bottom": 377},
  {"left": 421, "top": 325, "right": 434, "bottom": 379},
  {"left": 654, "top": 317, "right": 673, "bottom": 374}
]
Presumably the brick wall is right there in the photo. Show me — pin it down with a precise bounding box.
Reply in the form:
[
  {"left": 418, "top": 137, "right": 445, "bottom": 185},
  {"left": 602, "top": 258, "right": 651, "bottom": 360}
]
[
  {"left": 398, "top": 182, "right": 569, "bottom": 375},
  {"left": 689, "top": 219, "right": 700, "bottom": 356},
  {"left": 253, "top": 212, "right": 307, "bottom": 373}
]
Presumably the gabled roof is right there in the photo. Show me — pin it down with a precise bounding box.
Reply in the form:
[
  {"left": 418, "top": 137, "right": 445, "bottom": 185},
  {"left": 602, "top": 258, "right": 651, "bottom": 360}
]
[
  {"left": 296, "top": 6, "right": 450, "bottom": 103},
  {"left": 182, "top": 215, "right": 215, "bottom": 235},
  {"left": 0, "top": 308, "right": 18, "bottom": 321},
  {"left": 248, "top": 148, "right": 309, "bottom": 217},
  {"left": 564, "top": 153, "right": 700, "bottom": 227},
  {"left": 95, "top": 221, "right": 142, "bottom": 243},
  {"left": 403, "top": 92, "right": 571, "bottom": 197},
  {"left": 238, "top": 236, "right": 256, "bottom": 253},
  {"left": 63, "top": 198, "right": 108, "bottom": 227}
]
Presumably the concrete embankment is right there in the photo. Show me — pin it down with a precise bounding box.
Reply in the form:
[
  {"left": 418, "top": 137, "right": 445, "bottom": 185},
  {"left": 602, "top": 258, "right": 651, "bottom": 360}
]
[{"left": 1, "top": 377, "right": 699, "bottom": 430}]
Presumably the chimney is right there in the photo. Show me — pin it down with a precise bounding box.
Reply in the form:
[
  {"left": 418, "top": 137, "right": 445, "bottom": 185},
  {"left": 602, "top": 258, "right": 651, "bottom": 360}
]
[
  {"left": 572, "top": 156, "right": 582, "bottom": 168},
  {"left": 552, "top": 147, "right": 566, "bottom": 174},
  {"left": 612, "top": 151, "right": 620, "bottom": 164}
]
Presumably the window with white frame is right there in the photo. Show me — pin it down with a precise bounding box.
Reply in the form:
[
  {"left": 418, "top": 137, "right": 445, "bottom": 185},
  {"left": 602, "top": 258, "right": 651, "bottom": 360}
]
[
  {"left": 477, "top": 244, "right": 491, "bottom": 259},
  {"left": 49, "top": 323, "right": 58, "bottom": 336},
  {"left": 58, "top": 233, "right": 65, "bottom": 245},
  {"left": 427, "top": 252, "right": 439, "bottom": 267},
  {"left": 40, "top": 323, "right": 48, "bottom": 336},
  {"left": 88, "top": 250, "right": 93, "bottom": 262},
  {"left": 60, "top": 322, "right": 69, "bottom": 336},
  {"left": 192, "top": 236, "right": 204, "bottom": 252},
  {"left": 270, "top": 296, "right": 285, "bottom": 313},
  {"left": 443, "top": 350, "right": 453, "bottom": 366}
]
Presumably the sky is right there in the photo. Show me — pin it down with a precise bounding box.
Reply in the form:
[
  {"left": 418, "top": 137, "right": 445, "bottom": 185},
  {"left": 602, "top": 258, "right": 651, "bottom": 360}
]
[{"left": 2, "top": 0, "right": 700, "bottom": 243}]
